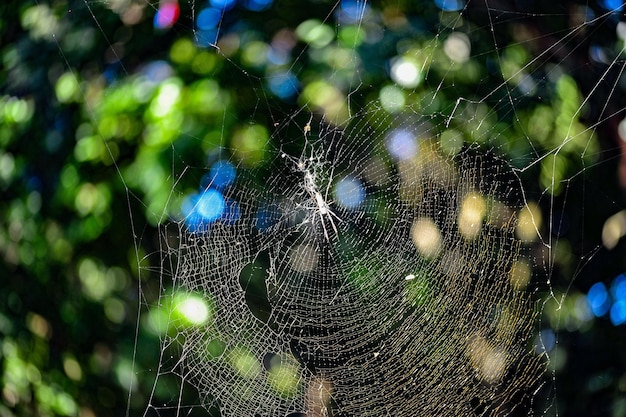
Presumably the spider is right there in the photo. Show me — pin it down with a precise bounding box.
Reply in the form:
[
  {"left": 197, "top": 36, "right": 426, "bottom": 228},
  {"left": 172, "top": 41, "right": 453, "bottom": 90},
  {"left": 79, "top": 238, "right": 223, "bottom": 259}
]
[
  {"left": 281, "top": 152, "right": 342, "bottom": 242},
  {"left": 302, "top": 168, "right": 342, "bottom": 242}
]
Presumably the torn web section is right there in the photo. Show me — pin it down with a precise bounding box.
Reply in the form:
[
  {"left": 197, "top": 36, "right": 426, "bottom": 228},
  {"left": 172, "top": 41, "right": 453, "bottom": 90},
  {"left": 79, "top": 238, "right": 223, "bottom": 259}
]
[{"left": 151, "top": 108, "right": 547, "bottom": 416}]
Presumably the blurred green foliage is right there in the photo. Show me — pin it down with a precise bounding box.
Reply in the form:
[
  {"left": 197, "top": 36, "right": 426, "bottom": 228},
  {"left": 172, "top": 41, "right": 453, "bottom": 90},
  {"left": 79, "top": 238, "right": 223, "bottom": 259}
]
[{"left": 1, "top": 0, "right": 626, "bottom": 416}]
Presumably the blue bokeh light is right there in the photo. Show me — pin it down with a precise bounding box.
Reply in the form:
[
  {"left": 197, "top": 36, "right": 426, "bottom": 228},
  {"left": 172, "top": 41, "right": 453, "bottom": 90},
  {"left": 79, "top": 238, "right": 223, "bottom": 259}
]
[
  {"left": 183, "top": 208, "right": 207, "bottom": 232},
  {"left": 340, "top": 0, "right": 370, "bottom": 23},
  {"left": 197, "top": 7, "right": 222, "bottom": 30},
  {"left": 141, "top": 60, "right": 174, "bottom": 84},
  {"left": 195, "top": 29, "right": 219, "bottom": 47},
  {"left": 202, "top": 160, "right": 236, "bottom": 190},
  {"left": 589, "top": 45, "right": 609, "bottom": 64},
  {"left": 182, "top": 189, "right": 226, "bottom": 231},
  {"left": 587, "top": 282, "right": 611, "bottom": 317},
  {"left": 197, "top": 189, "right": 226, "bottom": 221},
  {"left": 335, "top": 176, "right": 365, "bottom": 209},
  {"left": 611, "top": 274, "right": 626, "bottom": 300},
  {"left": 539, "top": 328, "right": 556, "bottom": 353},
  {"left": 210, "top": 0, "right": 236, "bottom": 10},
  {"left": 268, "top": 72, "right": 299, "bottom": 99},
  {"left": 611, "top": 300, "right": 626, "bottom": 325},
  {"left": 268, "top": 47, "right": 290, "bottom": 66},
  {"left": 434, "top": 0, "right": 464, "bottom": 12},
  {"left": 242, "top": 0, "right": 273, "bottom": 11},
  {"left": 598, "top": 0, "right": 623, "bottom": 11},
  {"left": 386, "top": 128, "right": 418, "bottom": 161},
  {"left": 181, "top": 194, "right": 204, "bottom": 232}
]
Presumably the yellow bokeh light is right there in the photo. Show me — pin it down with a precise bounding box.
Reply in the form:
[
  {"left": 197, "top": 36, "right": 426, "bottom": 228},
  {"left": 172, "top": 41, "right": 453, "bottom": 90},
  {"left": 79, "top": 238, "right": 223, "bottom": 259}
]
[
  {"left": 602, "top": 210, "right": 626, "bottom": 250},
  {"left": 300, "top": 80, "right": 350, "bottom": 126},
  {"left": 63, "top": 357, "right": 83, "bottom": 382},
  {"left": 444, "top": 32, "right": 471, "bottom": 64},
  {"left": 516, "top": 202, "right": 542, "bottom": 242},
  {"left": 458, "top": 192, "right": 487, "bottom": 240},
  {"left": 509, "top": 259, "right": 532, "bottom": 290},
  {"left": 466, "top": 335, "right": 508, "bottom": 384},
  {"left": 411, "top": 217, "right": 442, "bottom": 259}
]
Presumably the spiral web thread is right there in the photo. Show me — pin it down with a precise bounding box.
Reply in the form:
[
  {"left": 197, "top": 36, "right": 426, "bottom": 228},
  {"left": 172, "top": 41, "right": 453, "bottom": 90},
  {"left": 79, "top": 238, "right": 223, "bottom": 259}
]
[{"left": 150, "top": 110, "right": 547, "bottom": 416}]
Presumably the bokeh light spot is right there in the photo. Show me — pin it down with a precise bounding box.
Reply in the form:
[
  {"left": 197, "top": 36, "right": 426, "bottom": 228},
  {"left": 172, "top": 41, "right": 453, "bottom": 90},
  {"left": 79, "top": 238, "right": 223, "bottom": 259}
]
[
  {"left": 458, "top": 192, "right": 487, "bottom": 240},
  {"left": 197, "top": 189, "right": 225, "bottom": 221},
  {"left": 55, "top": 73, "right": 80, "bottom": 103},
  {"left": 267, "top": 357, "right": 301, "bottom": 398},
  {"left": 602, "top": 210, "right": 626, "bottom": 250},
  {"left": 296, "top": 20, "right": 335, "bottom": 48},
  {"left": 338, "top": 25, "right": 365, "bottom": 47},
  {"left": 150, "top": 81, "right": 182, "bottom": 118},
  {"left": 268, "top": 71, "right": 299, "bottom": 99},
  {"left": 598, "top": 0, "right": 623, "bottom": 11},
  {"left": 611, "top": 274, "right": 626, "bottom": 300},
  {"left": 339, "top": 0, "right": 369, "bottom": 23},
  {"left": 210, "top": 0, "right": 236, "bottom": 10},
  {"left": 63, "top": 357, "right": 83, "bottom": 382},
  {"left": 4, "top": 97, "right": 34, "bottom": 123},
  {"left": 176, "top": 295, "right": 212, "bottom": 326},
  {"left": 154, "top": 1, "right": 180, "bottom": 30},
  {"left": 229, "top": 347, "right": 262, "bottom": 379},
  {"left": 335, "top": 176, "right": 365, "bottom": 209},
  {"left": 434, "top": 0, "right": 464, "bottom": 12},
  {"left": 230, "top": 124, "right": 269, "bottom": 167},
  {"left": 587, "top": 282, "right": 610, "bottom": 317},
  {"left": 202, "top": 160, "right": 236, "bottom": 190},
  {"left": 411, "top": 217, "right": 442, "bottom": 259},
  {"left": 610, "top": 300, "right": 626, "bottom": 325},
  {"left": 379, "top": 85, "right": 406, "bottom": 113},
  {"left": 300, "top": 81, "right": 349, "bottom": 126},
  {"left": 390, "top": 58, "right": 422, "bottom": 88},
  {"left": 182, "top": 189, "right": 226, "bottom": 231},
  {"left": 243, "top": 0, "right": 273, "bottom": 11},
  {"left": 516, "top": 202, "right": 542, "bottom": 242},
  {"left": 439, "top": 129, "right": 464, "bottom": 155},
  {"left": 141, "top": 60, "right": 174, "bottom": 84},
  {"left": 539, "top": 329, "right": 556, "bottom": 353},
  {"left": 21, "top": 4, "right": 60, "bottom": 40},
  {"left": 444, "top": 32, "right": 471, "bottom": 63},
  {"left": 170, "top": 38, "right": 196, "bottom": 64},
  {"left": 509, "top": 259, "right": 532, "bottom": 291},
  {"left": 386, "top": 128, "right": 418, "bottom": 161},
  {"left": 197, "top": 7, "right": 222, "bottom": 30},
  {"left": 617, "top": 22, "right": 626, "bottom": 41}
]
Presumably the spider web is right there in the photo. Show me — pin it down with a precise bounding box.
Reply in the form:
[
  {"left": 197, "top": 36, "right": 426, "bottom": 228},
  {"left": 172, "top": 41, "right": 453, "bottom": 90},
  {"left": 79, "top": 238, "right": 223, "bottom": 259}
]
[
  {"left": 39, "top": 0, "right": 626, "bottom": 415},
  {"left": 150, "top": 114, "right": 546, "bottom": 416}
]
